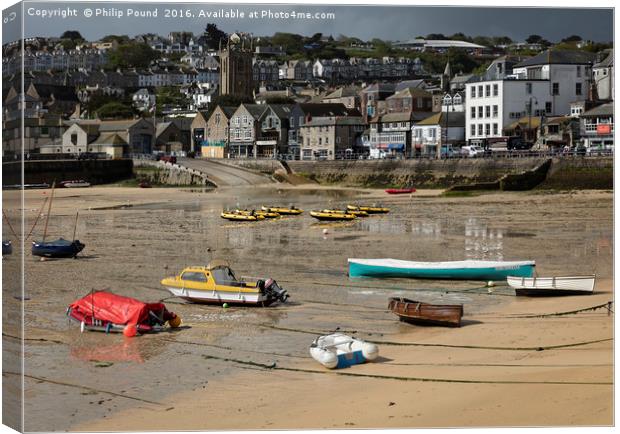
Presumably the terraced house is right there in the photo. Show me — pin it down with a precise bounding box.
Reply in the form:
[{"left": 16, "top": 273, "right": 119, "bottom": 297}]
[
  {"left": 228, "top": 104, "right": 266, "bottom": 158},
  {"left": 299, "top": 112, "right": 365, "bottom": 160},
  {"left": 193, "top": 106, "right": 236, "bottom": 158}
]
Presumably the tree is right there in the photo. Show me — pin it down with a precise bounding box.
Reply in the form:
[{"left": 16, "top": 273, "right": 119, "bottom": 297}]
[
  {"left": 96, "top": 102, "right": 135, "bottom": 119},
  {"left": 426, "top": 33, "right": 447, "bottom": 40},
  {"left": 101, "top": 34, "right": 131, "bottom": 44},
  {"left": 561, "top": 35, "right": 582, "bottom": 43},
  {"left": 526, "top": 34, "right": 543, "bottom": 44},
  {"left": 107, "top": 43, "right": 160, "bottom": 69},
  {"left": 204, "top": 23, "right": 227, "bottom": 50},
  {"left": 61, "top": 31, "right": 84, "bottom": 40}
]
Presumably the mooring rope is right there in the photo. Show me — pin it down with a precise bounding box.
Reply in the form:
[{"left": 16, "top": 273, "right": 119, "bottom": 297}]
[
  {"left": 3, "top": 371, "right": 168, "bottom": 407},
  {"left": 511, "top": 301, "right": 614, "bottom": 318},
  {"left": 258, "top": 324, "right": 612, "bottom": 351},
  {"left": 200, "top": 354, "right": 612, "bottom": 386}
]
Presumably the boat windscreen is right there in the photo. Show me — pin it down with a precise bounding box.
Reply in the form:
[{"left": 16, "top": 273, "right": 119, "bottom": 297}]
[{"left": 211, "top": 267, "right": 238, "bottom": 284}]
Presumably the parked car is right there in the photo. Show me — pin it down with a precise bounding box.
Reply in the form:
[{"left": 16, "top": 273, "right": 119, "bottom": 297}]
[
  {"left": 507, "top": 137, "right": 534, "bottom": 151},
  {"left": 460, "top": 146, "right": 485, "bottom": 157},
  {"left": 157, "top": 154, "right": 177, "bottom": 164}
]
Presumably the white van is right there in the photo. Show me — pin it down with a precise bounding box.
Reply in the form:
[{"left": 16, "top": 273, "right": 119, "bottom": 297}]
[{"left": 460, "top": 145, "right": 485, "bottom": 157}]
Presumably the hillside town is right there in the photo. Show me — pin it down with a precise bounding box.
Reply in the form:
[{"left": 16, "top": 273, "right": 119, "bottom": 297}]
[{"left": 2, "top": 27, "right": 614, "bottom": 161}]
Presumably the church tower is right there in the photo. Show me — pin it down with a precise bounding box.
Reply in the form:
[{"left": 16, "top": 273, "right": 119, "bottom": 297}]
[
  {"left": 441, "top": 60, "right": 452, "bottom": 93},
  {"left": 219, "top": 33, "right": 254, "bottom": 99}
]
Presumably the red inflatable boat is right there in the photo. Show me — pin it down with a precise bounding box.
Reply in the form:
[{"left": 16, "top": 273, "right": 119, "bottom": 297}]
[{"left": 67, "top": 291, "right": 180, "bottom": 335}]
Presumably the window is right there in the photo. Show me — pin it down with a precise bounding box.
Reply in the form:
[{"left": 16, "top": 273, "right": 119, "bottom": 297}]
[
  {"left": 471, "top": 86, "right": 476, "bottom": 98},
  {"left": 215, "top": 113, "right": 221, "bottom": 125},
  {"left": 526, "top": 83, "right": 532, "bottom": 94},
  {"left": 478, "top": 106, "right": 483, "bottom": 118},
  {"left": 497, "top": 63, "right": 503, "bottom": 74},
  {"left": 552, "top": 83, "right": 559, "bottom": 95},
  {"left": 493, "top": 123, "right": 498, "bottom": 135},
  {"left": 576, "top": 65, "right": 581, "bottom": 78},
  {"left": 417, "top": 98, "right": 423, "bottom": 108},
  {"left": 478, "top": 85, "right": 483, "bottom": 96},
  {"left": 319, "top": 138, "right": 322, "bottom": 145},
  {"left": 485, "top": 85, "right": 490, "bottom": 97},
  {"left": 485, "top": 106, "right": 490, "bottom": 118},
  {"left": 470, "top": 124, "right": 476, "bottom": 136},
  {"left": 181, "top": 272, "right": 207, "bottom": 282},
  {"left": 71, "top": 134, "right": 77, "bottom": 145},
  {"left": 576, "top": 83, "right": 582, "bottom": 96},
  {"left": 471, "top": 107, "right": 476, "bottom": 119},
  {"left": 492, "top": 105, "right": 498, "bottom": 117},
  {"left": 493, "top": 84, "right": 498, "bottom": 96},
  {"left": 325, "top": 136, "right": 329, "bottom": 145},
  {"left": 545, "top": 102, "right": 552, "bottom": 114},
  {"left": 485, "top": 124, "right": 490, "bottom": 135},
  {"left": 478, "top": 124, "right": 483, "bottom": 135}
]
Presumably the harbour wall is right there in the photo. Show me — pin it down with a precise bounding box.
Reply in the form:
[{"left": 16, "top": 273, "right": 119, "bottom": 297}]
[
  {"left": 221, "top": 157, "right": 613, "bottom": 190},
  {"left": 133, "top": 160, "right": 217, "bottom": 187},
  {"left": 2, "top": 159, "right": 134, "bottom": 186}
]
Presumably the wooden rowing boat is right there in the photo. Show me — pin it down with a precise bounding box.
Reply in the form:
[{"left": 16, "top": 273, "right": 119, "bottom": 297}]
[
  {"left": 507, "top": 275, "right": 595, "bottom": 296},
  {"left": 388, "top": 297, "right": 463, "bottom": 327}
]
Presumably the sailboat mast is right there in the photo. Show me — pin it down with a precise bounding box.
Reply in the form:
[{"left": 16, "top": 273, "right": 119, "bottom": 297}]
[{"left": 42, "top": 181, "right": 56, "bottom": 243}]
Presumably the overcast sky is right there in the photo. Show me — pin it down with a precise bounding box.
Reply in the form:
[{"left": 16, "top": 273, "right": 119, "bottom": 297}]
[{"left": 3, "top": 2, "right": 614, "bottom": 44}]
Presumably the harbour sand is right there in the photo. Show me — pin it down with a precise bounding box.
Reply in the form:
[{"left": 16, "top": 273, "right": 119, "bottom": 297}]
[{"left": 2, "top": 186, "right": 613, "bottom": 430}]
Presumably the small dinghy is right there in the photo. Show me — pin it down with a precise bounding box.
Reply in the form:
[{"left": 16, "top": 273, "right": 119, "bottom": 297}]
[
  {"left": 385, "top": 188, "right": 416, "bottom": 194},
  {"left": 221, "top": 211, "right": 265, "bottom": 221},
  {"left": 32, "top": 238, "right": 85, "bottom": 258},
  {"left": 323, "top": 208, "right": 368, "bottom": 217},
  {"left": 507, "top": 275, "right": 596, "bottom": 296},
  {"left": 59, "top": 179, "right": 91, "bottom": 188},
  {"left": 347, "top": 205, "right": 390, "bottom": 214},
  {"left": 262, "top": 206, "right": 303, "bottom": 215},
  {"left": 310, "top": 333, "right": 378, "bottom": 369},
  {"left": 310, "top": 210, "right": 357, "bottom": 221},
  {"left": 2, "top": 240, "right": 12, "bottom": 256},
  {"left": 235, "top": 209, "right": 280, "bottom": 218},
  {"left": 348, "top": 258, "right": 535, "bottom": 280},
  {"left": 388, "top": 297, "right": 463, "bottom": 327},
  {"left": 67, "top": 290, "right": 181, "bottom": 336}
]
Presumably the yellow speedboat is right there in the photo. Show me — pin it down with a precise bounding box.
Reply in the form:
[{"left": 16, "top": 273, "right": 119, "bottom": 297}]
[
  {"left": 347, "top": 204, "right": 390, "bottom": 214},
  {"left": 261, "top": 206, "right": 303, "bottom": 215},
  {"left": 161, "top": 261, "right": 289, "bottom": 305},
  {"left": 235, "top": 209, "right": 280, "bottom": 218},
  {"left": 221, "top": 211, "right": 265, "bottom": 221},
  {"left": 310, "top": 210, "right": 357, "bottom": 221}
]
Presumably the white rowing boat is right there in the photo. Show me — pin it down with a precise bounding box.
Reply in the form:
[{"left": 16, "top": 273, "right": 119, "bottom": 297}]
[{"left": 507, "top": 275, "right": 595, "bottom": 296}]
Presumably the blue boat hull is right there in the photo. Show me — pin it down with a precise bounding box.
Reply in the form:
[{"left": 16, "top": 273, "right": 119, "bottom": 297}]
[
  {"left": 349, "top": 261, "right": 535, "bottom": 280},
  {"left": 32, "top": 239, "right": 85, "bottom": 258}
]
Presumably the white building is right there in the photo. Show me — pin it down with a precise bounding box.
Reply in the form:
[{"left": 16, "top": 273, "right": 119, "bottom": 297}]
[
  {"left": 511, "top": 49, "right": 597, "bottom": 115},
  {"left": 592, "top": 51, "right": 613, "bottom": 101},
  {"left": 412, "top": 111, "right": 465, "bottom": 157},
  {"left": 465, "top": 79, "right": 552, "bottom": 145},
  {"left": 466, "top": 50, "right": 598, "bottom": 145}
]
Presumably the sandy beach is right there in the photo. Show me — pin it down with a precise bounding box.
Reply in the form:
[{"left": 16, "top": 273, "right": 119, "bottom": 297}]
[{"left": 1, "top": 185, "right": 613, "bottom": 431}]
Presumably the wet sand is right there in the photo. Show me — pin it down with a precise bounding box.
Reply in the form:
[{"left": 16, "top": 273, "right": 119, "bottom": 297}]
[{"left": 1, "top": 185, "right": 613, "bottom": 431}]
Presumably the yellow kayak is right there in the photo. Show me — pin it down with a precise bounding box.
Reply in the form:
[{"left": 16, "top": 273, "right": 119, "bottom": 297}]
[
  {"left": 235, "top": 209, "right": 280, "bottom": 218},
  {"left": 221, "top": 211, "right": 265, "bottom": 221},
  {"left": 347, "top": 204, "right": 390, "bottom": 214},
  {"left": 323, "top": 208, "right": 368, "bottom": 217},
  {"left": 310, "top": 210, "right": 357, "bottom": 221},
  {"left": 261, "top": 206, "right": 303, "bottom": 215}
]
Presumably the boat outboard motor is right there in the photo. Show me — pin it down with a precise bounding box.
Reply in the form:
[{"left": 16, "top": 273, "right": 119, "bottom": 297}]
[{"left": 263, "top": 278, "right": 289, "bottom": 302}]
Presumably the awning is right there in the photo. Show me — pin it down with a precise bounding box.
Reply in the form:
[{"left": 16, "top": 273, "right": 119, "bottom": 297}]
[{"left": 388, "top": 143, "right": 405, "bottom": 150}]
